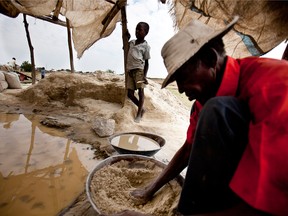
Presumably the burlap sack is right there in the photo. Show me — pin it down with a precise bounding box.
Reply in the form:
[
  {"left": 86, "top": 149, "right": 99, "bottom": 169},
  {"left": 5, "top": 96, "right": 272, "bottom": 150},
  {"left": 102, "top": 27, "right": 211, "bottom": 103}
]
[
  {"left": 3, "top": 71, "right": 22, "bottom": 89},
  {"left": 0, "top": 71, "right": 9, "bottom": 92}
]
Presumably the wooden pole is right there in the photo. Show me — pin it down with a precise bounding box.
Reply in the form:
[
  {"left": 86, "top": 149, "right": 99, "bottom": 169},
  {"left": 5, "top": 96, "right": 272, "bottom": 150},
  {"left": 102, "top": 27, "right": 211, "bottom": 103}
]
[
  {"left": 121, "top": 0, "right": 129, "bottom": 104},
  {"left": 66, "top": 18, "right": 75, "bottom": 73},
  {"left": 53, "top": 0, "right": 63, "bottom": 21},
  {"left": 23, "top": 14, "right": 36, "bottom": 84}
]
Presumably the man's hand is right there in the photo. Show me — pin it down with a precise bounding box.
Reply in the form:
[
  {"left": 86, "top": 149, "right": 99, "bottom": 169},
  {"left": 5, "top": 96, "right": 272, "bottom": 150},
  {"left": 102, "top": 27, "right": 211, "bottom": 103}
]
[{"left": 130, "top": 187, "right": 152, "bottom": 205}]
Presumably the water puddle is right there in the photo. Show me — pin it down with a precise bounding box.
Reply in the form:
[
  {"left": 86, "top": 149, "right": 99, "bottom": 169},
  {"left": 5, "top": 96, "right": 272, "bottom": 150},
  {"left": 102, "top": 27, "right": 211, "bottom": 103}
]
[{"left": 0, "top": 113, "right": 97, "bottom": 216}]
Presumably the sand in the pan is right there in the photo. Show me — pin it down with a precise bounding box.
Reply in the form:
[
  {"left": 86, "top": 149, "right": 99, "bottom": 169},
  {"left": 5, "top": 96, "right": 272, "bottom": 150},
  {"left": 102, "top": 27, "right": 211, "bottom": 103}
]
[{"left": 89, "top": 159, "right": 182, "bottom": 216}]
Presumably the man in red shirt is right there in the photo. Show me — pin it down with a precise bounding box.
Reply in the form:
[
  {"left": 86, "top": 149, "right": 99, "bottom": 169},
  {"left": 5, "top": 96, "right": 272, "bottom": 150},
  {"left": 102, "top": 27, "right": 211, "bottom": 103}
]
[{"left": 107, "top": 17, "right": 288, "bottom": 216}]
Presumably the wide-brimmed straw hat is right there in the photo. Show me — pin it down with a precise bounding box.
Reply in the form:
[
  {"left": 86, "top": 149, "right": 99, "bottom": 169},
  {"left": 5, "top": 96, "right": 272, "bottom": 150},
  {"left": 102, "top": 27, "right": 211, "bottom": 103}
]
[{"left": 161, "top": 16, "right": 239, "bottom": 88}]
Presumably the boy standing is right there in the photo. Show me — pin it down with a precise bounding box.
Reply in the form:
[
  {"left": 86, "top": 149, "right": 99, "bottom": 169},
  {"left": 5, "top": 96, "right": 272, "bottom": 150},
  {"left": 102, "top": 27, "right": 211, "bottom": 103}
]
[
  {"left": 126, "top": 22, "right": 150, "bottom": 123},
  {"left": 41, "top": 67, "right": 46, "bottom": 79}
]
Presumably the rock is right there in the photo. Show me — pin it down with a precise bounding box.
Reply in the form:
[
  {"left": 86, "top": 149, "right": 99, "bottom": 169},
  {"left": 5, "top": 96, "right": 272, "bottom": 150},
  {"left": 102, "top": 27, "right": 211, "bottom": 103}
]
[
  {"left": 41, "top": 117, "right": 71, "bottom": 128},
  {"left": 92, "top": 117, "right": 115, "bottom": 137}
]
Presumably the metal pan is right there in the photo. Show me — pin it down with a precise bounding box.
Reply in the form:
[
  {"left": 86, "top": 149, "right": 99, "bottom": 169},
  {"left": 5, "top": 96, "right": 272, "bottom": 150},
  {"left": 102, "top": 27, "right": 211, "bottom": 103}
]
[
  {"left": 86, "top": 154, "right": 184, "bottom": 215},
  {"left": 108, "top": 132, "right": 165, "bottom": 157}
]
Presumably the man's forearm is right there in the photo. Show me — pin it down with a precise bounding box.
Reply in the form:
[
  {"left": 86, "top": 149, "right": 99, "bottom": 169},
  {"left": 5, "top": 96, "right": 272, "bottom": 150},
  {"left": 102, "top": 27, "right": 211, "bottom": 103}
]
[{"left": 146, "top": 141, "right": 191, "bottom": 195}]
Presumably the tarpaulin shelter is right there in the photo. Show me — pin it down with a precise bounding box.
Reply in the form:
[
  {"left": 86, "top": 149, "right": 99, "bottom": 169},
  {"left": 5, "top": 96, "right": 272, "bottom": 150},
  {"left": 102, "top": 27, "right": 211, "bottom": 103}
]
[
  {"left": 0, "top": 0, "right": 287, "bottom": 72},
  {"left": 168, "top": 0, "right": 288, "bottom": 59}
]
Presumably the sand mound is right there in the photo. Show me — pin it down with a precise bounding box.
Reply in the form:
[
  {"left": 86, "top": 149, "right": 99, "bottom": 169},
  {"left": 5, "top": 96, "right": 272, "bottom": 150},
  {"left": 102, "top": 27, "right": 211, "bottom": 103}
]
[
  {"left": 17, "top": 71, "right": 189, "bottom": 123},
  {"left": 18, "top": 71, "right": 125, "bottom": 106}
]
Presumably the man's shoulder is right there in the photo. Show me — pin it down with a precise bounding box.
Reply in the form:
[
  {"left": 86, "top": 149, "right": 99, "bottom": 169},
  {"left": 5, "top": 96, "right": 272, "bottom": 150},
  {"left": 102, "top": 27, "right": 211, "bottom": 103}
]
[
  {"left": 237, "top": 56, "right": 282, "bottom": 63},
  {"left": 237, "top": 56, "right": 288, "bottom": 68}
]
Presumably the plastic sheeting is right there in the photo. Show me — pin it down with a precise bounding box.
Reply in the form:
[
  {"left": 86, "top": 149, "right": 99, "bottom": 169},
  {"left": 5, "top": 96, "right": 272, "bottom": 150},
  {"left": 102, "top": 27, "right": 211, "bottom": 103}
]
[
  {"left": 169, "top": 0, "right": 288, "bottom": 58},
  {"left": 61, "top": 0, "right": 121, "bottom": 58}
]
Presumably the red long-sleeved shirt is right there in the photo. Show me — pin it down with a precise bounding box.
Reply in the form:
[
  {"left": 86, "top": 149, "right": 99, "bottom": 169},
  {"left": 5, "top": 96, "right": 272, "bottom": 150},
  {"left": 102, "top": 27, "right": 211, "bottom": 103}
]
[{"left": 186, "top": 56, "right": 288, "bottom": 215}]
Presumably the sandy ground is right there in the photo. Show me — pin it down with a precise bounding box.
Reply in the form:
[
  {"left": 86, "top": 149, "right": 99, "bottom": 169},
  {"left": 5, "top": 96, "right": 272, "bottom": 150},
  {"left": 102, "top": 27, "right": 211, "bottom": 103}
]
[
  {"left": 0, "top": 71, "right": 191, "bottom": 161},
  {"left": 0, "top": 71, "right": 192, "bottom": 215}
]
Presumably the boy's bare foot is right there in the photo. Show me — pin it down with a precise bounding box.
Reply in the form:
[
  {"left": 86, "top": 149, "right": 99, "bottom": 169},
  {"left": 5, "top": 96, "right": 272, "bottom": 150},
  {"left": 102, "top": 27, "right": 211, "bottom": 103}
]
[
  {"left": 134, "top": 109, "right": 145, "bottom": 123},
  {"left": 134, "top": 116, "right": 141, "bottom": 123},
  {"left": 140, "top": 108, "right": 145, "bottom": 117}
]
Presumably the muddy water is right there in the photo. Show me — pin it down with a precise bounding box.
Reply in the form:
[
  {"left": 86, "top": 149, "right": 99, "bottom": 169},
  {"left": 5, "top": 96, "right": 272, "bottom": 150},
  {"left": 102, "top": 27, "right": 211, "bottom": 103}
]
[
  {"left": 111, "top": 134, "right": 160, "bottom": 151},
  {"left": 0, "top": 113, "right": 97, "bottom": 216}
]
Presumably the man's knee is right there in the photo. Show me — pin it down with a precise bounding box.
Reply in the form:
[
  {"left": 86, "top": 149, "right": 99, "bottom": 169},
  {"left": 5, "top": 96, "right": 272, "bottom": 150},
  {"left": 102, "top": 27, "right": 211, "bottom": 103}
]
[
  {"left": 199, "top": 96, "right": 250, "bottom": 142},
  {"left": 201, "top": 97, "right": 249, "bottom": 120},
  {"left": 202, "top": 96, "right": 237, "bottom": 112}
]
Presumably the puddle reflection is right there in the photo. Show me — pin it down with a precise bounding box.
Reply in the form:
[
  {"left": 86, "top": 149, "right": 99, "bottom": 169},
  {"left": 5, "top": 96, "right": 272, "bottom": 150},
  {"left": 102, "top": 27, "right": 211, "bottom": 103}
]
[{"left": 0, "top": 113, "right": 97, "bottom": 216}]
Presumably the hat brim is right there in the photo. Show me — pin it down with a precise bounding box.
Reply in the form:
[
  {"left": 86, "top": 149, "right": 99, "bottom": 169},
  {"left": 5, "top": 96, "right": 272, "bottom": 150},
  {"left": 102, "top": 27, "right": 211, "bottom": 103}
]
[{"left": 161, "top": 16, "right": 239, "bottom": 89}]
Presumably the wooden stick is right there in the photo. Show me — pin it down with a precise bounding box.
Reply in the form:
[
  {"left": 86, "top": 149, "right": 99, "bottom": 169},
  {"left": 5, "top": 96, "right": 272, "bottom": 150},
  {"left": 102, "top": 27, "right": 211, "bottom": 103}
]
[
  {"left": 53, "top": 0, "right": 63, "bottom": 21},
  {"left": 105, "top": 0, "right": 116, "bottom": 4},
  {"left": 121, "top": 1, "right": 129, "bottom": 105},
  {"left": 30, "top": 14, "right": 67, "bottom": 27},
  {"left": 101, "top": 0, "right": 126, "bottom": 36},
  {"left": 23, "top": 14, "right": 36, "bottom": 84},
  {"left": 66, "top": 18, "right": 75, "bottom": 73}
]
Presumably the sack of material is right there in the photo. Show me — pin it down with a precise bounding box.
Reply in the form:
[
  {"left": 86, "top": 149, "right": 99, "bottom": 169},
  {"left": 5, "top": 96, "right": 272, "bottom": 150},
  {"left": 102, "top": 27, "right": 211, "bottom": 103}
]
[
  {"left": 4, "top": 71, "right": 22, "bottom": 89},
  {"left": 0, "top": 71, "right": 9, "bottom": 92}
]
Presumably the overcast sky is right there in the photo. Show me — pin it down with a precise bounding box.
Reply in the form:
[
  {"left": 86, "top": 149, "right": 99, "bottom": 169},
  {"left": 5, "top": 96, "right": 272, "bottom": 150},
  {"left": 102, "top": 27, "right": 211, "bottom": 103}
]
[{"left": 0, "top": 0, "right": 286, "bottom": 78}]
